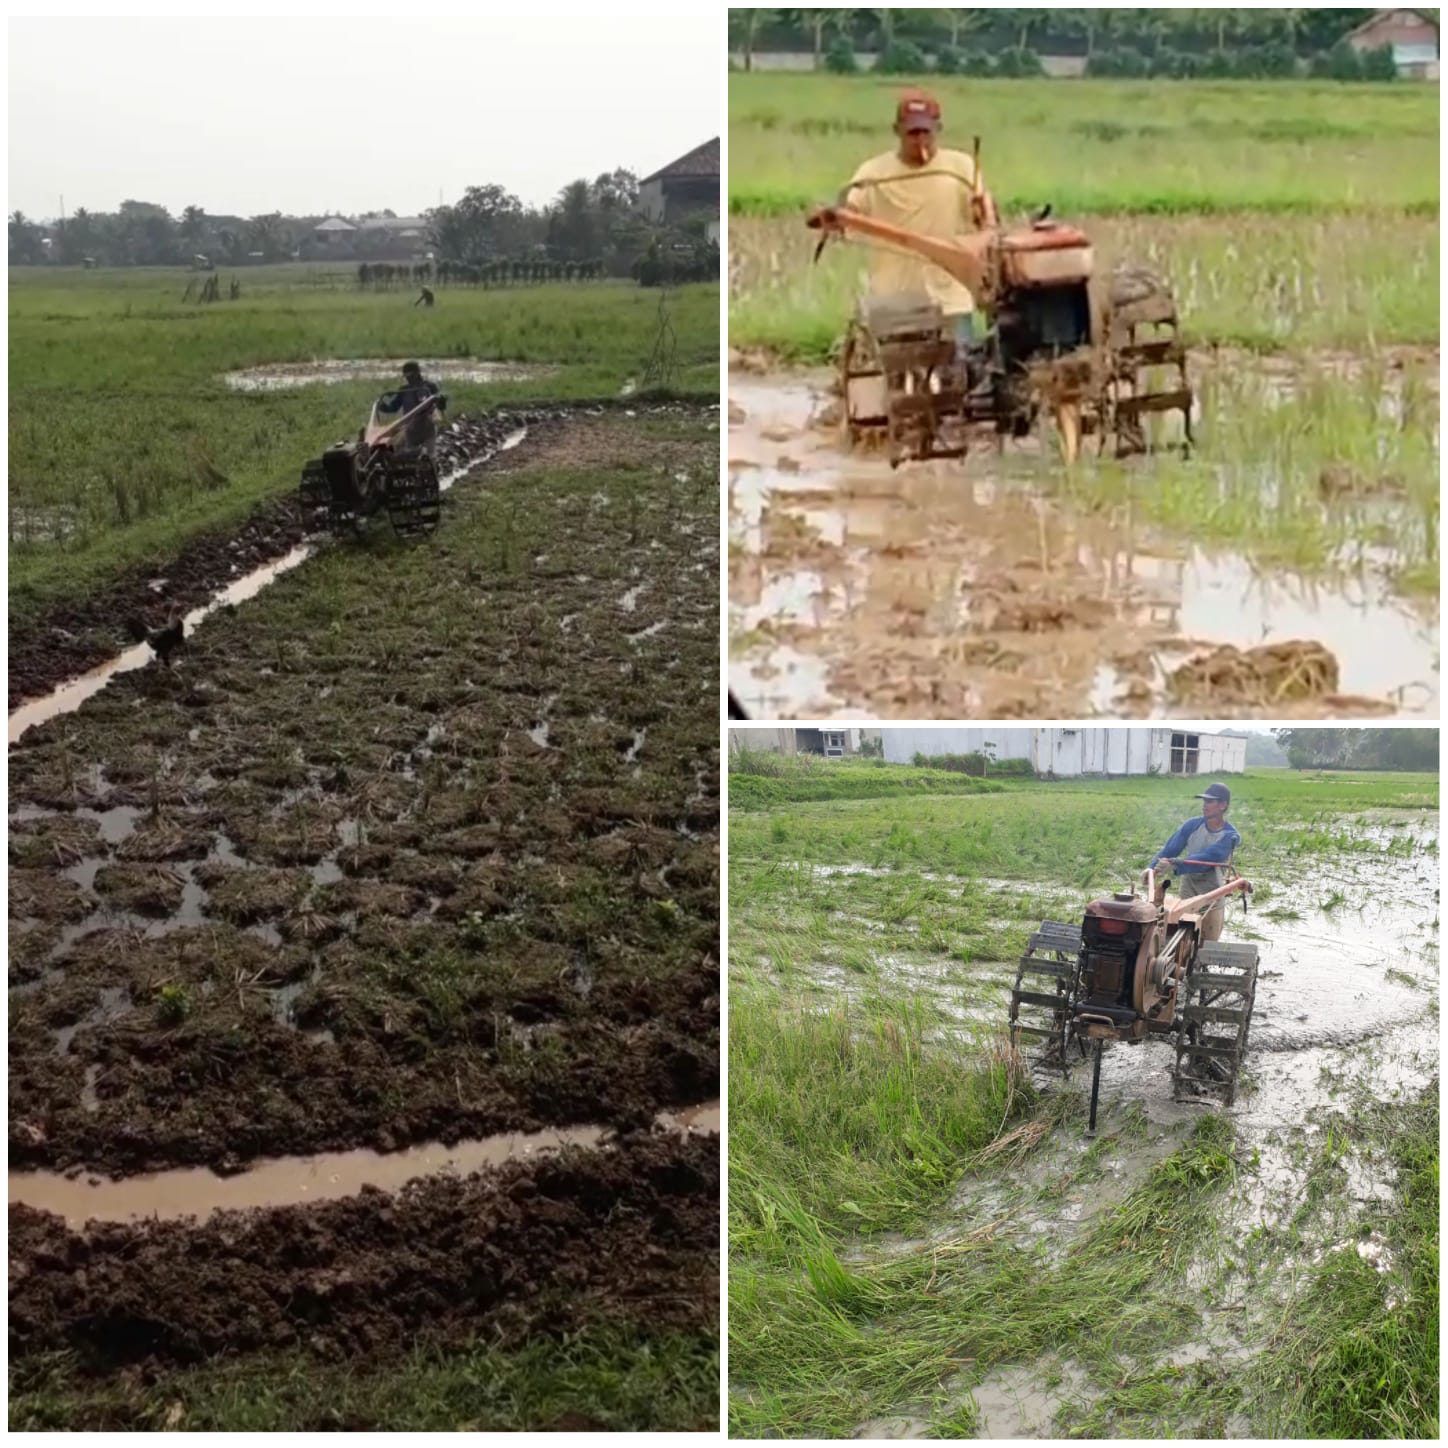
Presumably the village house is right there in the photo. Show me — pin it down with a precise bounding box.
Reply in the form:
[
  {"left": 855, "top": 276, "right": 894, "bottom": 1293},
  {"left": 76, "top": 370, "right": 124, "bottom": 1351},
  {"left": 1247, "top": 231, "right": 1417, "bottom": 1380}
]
[
  {"left": 639, "top": 138, "right": 720, "bottom": 243},
  {"left": 1345, "top": 8, "right": 1440, "bottom": 77}
]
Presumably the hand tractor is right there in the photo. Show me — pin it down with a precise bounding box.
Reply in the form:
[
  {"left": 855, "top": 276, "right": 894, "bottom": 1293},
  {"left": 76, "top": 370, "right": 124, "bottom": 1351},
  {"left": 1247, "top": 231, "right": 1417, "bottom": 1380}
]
[
  {"left": 299, "top": 391, "right": 443, "bottom": 539},
  {"left": 1008, "top": 866, "right": 1257, "bottom": 1134},
  {"left": 807, "top": 167, "right": 1192, "bottom": 468}
]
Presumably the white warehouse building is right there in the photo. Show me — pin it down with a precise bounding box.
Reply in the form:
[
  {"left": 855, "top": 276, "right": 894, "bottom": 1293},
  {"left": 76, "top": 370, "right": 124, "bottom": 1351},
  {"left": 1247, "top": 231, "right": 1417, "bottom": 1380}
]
[{"left": 879, "top": 728, "right": 1246, "bottom": 778}]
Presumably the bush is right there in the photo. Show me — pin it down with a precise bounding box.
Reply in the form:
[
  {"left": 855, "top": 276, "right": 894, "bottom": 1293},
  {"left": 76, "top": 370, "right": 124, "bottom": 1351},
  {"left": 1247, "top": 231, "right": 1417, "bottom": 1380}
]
[
  {"left": 1360, "top": 43, "right": 1399, "bottom": 81},
  {"left": 959, "top": 48, "right": 995, "bottom": 77},
  {"left": 1200, "top": 49, "right": 1235, "bottom": 78},
  {"left": 1086, "top": 45, "right": 1148, "bottom": 78},
  {"left": 824, "top": 35, "right": 857, "bottom": 74},
  {"left": 875, "top": 39, "right": 928, "bottom": 75},
  {"left": 994, "top": 46, "right": 1045, "bottom": 78},
  {"left": 1312, "top": 41, "right": 1364, "bottom": 81},
  {"left": 933, "top": 45, "right": 962, "bottom": 76}
]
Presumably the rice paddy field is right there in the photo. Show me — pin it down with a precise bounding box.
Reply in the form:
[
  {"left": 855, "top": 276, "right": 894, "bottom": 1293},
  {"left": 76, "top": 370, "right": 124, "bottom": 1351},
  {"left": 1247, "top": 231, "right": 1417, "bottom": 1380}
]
[
  {"left": 728, "top": 753, "right": 1439, "bottom": 1438},
  {"left": 726, "top": 77, "right": 1440, "bottom": 720},
  {"left": 9, "top": 264, "right": 721, "bottom": 1429},
  {"left": 10, "top": 265, "right": 718, "bottom": 622}
]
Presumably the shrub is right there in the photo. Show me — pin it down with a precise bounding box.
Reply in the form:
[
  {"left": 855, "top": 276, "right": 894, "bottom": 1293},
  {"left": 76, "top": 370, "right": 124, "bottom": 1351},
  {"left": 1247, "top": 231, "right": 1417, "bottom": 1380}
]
[
  {"left": 1312, "top": 41, "right": 1364, "bottom": 81},
  {"left": 933, "top": 45, "right": 962, "bottom": 76},
  {"left": 824, "top": 35, "right": 857, "bottom": 74},
  {"left": 875, "top": 39, "right": 928, "bottom": 75},
  {"left": 1360, "top": 43, "right": 1399, "bottom": 81},
  {"left": 959, "top": 48, "right": 995, "bottom": 77},
  {"left": 994, "top": 45, "right": 1045, "bottom": 78},
  {"left": 1087, "top": 45, "right": 1148, "bottom": 78}
]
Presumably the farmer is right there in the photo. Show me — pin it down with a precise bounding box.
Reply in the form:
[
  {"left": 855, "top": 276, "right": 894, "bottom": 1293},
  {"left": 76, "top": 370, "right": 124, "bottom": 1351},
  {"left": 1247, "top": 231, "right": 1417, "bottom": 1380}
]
[
  {"left": 838, "top": 88, "right": 999, "bottom": 356},
  {"left": 394, "top": 361, "right": 446, "bottom": 454},
  {"left": 1149, "top": 783, "right": 1240, "bottom": 944}
]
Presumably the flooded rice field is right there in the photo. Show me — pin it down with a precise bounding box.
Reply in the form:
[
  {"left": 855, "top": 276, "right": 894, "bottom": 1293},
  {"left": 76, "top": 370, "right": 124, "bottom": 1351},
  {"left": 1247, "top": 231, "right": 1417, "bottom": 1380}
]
[
  {"left": 728, "top": 371, "right": 1438, "bottom": 721},
  {"left": 740, "top": 816, "right": 1437, "bottom": 1439},
  {"left": 8, "top": 408, "right": 720, "bottom": 1424},
  {"left": 222, "top": 357, "right": 554, "bottom": 390}
]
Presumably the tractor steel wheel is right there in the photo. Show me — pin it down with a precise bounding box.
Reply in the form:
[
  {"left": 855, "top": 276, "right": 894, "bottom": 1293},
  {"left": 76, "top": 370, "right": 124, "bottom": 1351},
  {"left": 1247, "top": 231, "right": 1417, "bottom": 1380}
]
[{"left": 1172, "top": 941, "right": 1258, "bottom": 1106}]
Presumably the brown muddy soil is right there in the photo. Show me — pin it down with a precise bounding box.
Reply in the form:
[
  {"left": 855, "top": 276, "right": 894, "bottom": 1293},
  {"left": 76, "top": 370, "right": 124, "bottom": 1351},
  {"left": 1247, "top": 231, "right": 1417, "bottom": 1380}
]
[
  {"left": 10, "top": 398, "right": 708, "bottom": 712},
  {"left": 9, "top": 407, "right": 720, "bottom": 1178},
  {"left": 727, "top": 371, "right": 1438, "bottom": 721},
  {"left": 8, "top": 1130, "right": 717, "bottom": 1378}
]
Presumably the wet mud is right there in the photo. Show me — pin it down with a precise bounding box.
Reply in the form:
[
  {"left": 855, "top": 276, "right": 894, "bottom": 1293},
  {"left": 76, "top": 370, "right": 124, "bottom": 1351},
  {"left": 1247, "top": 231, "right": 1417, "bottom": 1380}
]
[
  {"left": 9, "top": 406, "right": 720, "bottom": 1178},
  {"left": 8, "top": 1130, "right": 718, "bottom": 1378},
  {"left": 728, "top": 372, "right": 1438, "bottom": 720}
]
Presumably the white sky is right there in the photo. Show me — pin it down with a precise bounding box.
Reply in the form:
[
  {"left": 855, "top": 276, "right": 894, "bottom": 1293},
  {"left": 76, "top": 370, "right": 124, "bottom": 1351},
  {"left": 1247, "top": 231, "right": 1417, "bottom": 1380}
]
[{"left": 8, "top": 13, "right": 720, "bottom": 220}]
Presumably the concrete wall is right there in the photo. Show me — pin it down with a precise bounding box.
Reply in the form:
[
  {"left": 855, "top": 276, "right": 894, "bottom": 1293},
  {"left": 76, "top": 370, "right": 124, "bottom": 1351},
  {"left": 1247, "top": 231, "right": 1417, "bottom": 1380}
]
[
  {"left": 729, "top": 727, "right": 797, "bottom": 755},
  {"left": 880, "top": 728, "right": 1244, "bottom": 776}
]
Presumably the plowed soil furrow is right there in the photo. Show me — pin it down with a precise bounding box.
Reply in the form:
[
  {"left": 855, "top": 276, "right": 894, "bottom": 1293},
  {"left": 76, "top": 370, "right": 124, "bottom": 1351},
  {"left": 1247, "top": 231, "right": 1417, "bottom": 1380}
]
[{"left": 8, "top": 1132, "right": 718, "bottom": 1377}]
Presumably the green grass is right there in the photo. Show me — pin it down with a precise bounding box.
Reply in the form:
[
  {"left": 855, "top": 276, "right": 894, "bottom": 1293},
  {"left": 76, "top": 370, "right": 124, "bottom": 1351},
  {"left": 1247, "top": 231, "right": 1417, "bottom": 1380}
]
[
  {"left": 729, "top": 751, "right": 1006, "bottom": 807},
  {"left": 729, "top": 768, "right": 1439, "bottom": 891},
  {"left": 9, "top": 265, "right": 718, "bottom": 621},
  {"left": 10, "top": 1322, "right": 718, "bottom": 1432},
  {"left": 729, "top": 76, "right": 1440, "bottom": 218}
]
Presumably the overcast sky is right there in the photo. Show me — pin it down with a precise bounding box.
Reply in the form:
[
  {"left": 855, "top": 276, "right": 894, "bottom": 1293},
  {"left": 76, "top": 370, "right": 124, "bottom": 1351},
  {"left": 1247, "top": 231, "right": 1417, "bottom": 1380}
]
[{"left": 8, "top": 14, "right": 720, "bottom": 220}]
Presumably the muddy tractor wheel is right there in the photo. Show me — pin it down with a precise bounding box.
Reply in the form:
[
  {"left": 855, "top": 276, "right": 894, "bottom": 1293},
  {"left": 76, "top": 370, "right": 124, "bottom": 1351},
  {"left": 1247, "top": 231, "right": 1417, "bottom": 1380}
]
[
  {"left": 1172, "top": 941, "right": 1258, "bottom": 1106},
  {"left": 837, "top": 317, "right": 884, "bottom": 452},
  {"left": 1100, "top": 267, "right": 1193, "bottom": 459},
  {"left": 1009, "top": 920, "right": 1083, "bottom": 1077}
]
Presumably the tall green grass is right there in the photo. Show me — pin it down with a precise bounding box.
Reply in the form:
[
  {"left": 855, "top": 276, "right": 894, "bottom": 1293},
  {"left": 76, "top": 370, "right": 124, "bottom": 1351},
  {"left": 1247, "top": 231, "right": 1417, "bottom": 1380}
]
[
  {"left": 729, "top": 76, "right": 1440, "bottom": 217},
  {"left": 729, "top": 751, "right": 1005, "bottom": 808}
]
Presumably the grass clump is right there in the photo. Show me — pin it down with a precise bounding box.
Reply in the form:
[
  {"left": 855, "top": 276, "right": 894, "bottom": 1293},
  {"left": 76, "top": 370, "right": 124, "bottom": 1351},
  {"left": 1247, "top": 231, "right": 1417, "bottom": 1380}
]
[{"left": 729, "top": 750, "right": 1004, "bottom": 808}]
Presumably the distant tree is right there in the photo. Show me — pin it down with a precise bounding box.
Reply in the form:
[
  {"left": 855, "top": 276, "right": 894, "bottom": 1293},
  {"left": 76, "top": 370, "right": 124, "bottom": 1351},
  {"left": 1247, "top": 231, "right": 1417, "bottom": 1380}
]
[
  {"left": 548, "top": 178, "right": 597, "bottom": 262},
  {"left": 591, "top": 167, "right": 639, "bottom": 213},
  {"left": 248, "top": 211, "right": 289, "bottom": 260},
  {"left": 729, "top": 8, "right": 773, "bottom": 70},
  {"left": 9, "top": 210, "right": 45, "bottom": 265},
  {"left": 427, "top": 183, "right": 526, "bottom": 263},
  {"left": 179, "top": 205, "right": 207, "bottom": 247}
]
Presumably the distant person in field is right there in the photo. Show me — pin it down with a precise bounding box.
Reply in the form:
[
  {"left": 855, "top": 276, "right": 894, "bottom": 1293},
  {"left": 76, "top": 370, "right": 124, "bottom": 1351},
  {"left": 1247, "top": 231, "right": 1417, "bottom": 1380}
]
[
  {"left": 394, "top": 361, "right": 446, "bottom": 454},
  {"left": 1149, "top": 782, "right": 1240, "bottom": 944},
  {"left": 415, "top": 286, "right": 435, "bottom": 308},
  {"left": 839, "top": 88, "right": 998, "bottom": 356}
]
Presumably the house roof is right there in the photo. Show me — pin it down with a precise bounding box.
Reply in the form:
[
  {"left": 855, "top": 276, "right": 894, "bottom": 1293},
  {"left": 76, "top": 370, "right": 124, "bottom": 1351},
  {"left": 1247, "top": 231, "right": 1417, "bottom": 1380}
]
[
  {"left": 1345, "top": 9, "right": 1440, "bottom": 39},
  {"left": 314, "top": 216, "right": 357, "bottom": 232},
  {"left": 640, "top": 137, "right": 720, "bottom": 185}
]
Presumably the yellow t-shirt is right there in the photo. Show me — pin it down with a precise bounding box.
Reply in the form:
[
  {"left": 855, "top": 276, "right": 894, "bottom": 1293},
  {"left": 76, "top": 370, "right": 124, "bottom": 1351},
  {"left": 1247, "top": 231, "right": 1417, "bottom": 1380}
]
[{"left": 844, "top": 147, "right": 982, "bottom": 316}]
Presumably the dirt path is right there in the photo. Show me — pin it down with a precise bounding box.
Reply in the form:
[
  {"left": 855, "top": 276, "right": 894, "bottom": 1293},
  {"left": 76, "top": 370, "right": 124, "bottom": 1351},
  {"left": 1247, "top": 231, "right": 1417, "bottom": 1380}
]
[{"left": 728, "top": 371, "right": 1437, "bottom": 720}]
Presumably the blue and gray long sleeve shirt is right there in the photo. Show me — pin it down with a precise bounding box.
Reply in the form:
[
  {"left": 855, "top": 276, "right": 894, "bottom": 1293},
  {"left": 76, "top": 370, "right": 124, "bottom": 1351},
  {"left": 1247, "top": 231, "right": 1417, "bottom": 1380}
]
[{"left": 1151, "top": 817, "right": 1240, "bottom": 899}]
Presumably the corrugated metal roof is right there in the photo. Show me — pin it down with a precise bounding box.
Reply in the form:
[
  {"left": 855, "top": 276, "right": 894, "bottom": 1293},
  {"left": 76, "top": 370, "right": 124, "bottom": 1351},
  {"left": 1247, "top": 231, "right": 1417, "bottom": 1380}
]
[{"left": 314, "top": 216, "right": 357, "bottom": 232}]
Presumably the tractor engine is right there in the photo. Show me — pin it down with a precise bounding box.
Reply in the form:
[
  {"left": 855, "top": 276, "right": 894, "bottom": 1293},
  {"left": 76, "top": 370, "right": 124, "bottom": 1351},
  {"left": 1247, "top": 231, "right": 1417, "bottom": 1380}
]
[{"left": 1076, "top": 893, "right": 1158, "bottom": 1040}]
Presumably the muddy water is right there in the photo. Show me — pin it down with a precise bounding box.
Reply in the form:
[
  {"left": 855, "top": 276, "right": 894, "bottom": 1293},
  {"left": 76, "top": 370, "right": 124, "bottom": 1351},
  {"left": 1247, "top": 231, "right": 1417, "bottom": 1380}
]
[
  {"left": 6, "top": 429, "right": 528, "bottom": 748},
  {"left": 223, "top": 358, "right": 551, "bottom": 391},
  {"left": 7, "top": 546, "right": 311, "bottom": 746},
  {"left": 10, "top": 1102, "right": 719, "bottom": 1229},
  {"left": 728, "top": 373, "right": 1438, "bottom": 720}
]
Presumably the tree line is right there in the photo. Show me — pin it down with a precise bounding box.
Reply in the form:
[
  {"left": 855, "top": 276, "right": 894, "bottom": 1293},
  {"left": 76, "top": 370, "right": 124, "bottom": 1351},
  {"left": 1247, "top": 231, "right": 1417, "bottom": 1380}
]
[
  {"left": 9, "top": 166, "right": 720, "bottom": 284},
  {"left": 1274, "top": 729, "right": 1439, "bottom": 772},
  {"left": 730, "top": 8, "right": 1435, "bottom": 79}
]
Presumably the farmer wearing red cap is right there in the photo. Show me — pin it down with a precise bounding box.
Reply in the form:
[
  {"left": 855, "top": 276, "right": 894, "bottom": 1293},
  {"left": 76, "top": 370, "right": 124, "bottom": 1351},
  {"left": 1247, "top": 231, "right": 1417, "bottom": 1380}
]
[
  {"left": 1150, "top": 783, "right": 1240, "bottom": 943},
  {"left": 840, "top": 88, "right": 998, "bottom": 351}
]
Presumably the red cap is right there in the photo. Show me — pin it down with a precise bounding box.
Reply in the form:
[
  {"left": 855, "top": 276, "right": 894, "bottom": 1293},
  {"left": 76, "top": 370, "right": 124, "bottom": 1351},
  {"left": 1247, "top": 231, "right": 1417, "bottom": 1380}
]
[{"left": 896, "top": 88, "right": 942, "bottom": 131}]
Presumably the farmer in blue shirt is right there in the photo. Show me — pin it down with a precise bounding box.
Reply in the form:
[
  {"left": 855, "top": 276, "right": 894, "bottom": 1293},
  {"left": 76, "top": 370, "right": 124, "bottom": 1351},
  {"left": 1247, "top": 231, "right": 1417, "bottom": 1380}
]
[{"left": 1150, "top": 782, "right": 1240, "bottom": 943}]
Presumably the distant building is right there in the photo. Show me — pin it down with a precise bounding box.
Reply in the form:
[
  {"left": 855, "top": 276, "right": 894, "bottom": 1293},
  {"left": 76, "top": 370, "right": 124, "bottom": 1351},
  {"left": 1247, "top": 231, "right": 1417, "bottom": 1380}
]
[
  {"left": 639, "top": 138, "right": 720, "bottom": 243},
  {"left": 876, "top": 728, "right": 1247, "bottom": 778},
  {"left": 1345, "top": 9, "right": 1440, "bottom": 78},
  {"left": 729, "top": 727, "right": 878, "bottom": 758},
  {"left": 312, "top": 216, "right": 357, "bottom": 249}
]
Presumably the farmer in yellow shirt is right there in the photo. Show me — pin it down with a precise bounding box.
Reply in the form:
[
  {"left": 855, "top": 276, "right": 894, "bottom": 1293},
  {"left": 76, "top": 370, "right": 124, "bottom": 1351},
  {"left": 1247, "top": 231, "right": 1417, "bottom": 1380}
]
[{"left": 841, "top": 89, "right": 998, "bottom": 353}]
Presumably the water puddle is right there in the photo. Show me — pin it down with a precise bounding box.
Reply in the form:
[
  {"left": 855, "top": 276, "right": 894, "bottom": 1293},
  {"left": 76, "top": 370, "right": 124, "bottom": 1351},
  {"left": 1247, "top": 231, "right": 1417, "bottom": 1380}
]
[
  {"left": 728, "top": 373, "right": 1438, "bottom": 720},
  {"left": 222, "top": 358, "right": 551, "bottom": 391},
  {"left": 8, "top": 546, "right": 311, "bottom": 747},
  {"left": 10, "top": 1101, "right": 719, "bottom": 1227}
]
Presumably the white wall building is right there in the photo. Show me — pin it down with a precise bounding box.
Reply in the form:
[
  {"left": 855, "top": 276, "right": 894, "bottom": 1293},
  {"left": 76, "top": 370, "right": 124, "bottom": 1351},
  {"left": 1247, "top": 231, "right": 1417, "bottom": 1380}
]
[{"left": 878, "top": 728, "right": 1246, "bottom": 778}]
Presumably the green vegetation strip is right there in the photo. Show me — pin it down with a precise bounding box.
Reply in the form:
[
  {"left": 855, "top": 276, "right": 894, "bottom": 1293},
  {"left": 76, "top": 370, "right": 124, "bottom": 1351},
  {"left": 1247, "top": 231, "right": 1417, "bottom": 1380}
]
[
  {"left": 10, "top": 1324, "right": 718, "bottom": 1432},
  {"left": 728, "top": 77, "right": 1440, "bottom": 217}
]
